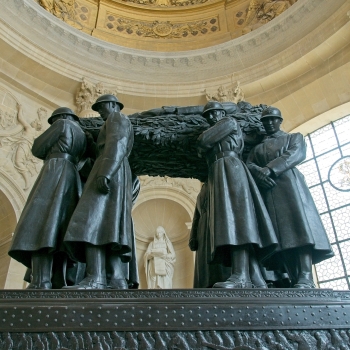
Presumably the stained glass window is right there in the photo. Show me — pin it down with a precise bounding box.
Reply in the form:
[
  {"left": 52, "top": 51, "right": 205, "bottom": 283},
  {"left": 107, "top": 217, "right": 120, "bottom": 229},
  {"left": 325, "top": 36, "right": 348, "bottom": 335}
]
[{"left": 299, "top": 115, "right": 350, "bottom": 290}]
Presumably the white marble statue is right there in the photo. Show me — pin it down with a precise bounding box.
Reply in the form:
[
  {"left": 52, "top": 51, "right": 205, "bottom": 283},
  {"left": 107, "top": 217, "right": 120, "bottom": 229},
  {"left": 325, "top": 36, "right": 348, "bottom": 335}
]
[{"left": 144, "top": 226, "right": 176, "bottom": 289}]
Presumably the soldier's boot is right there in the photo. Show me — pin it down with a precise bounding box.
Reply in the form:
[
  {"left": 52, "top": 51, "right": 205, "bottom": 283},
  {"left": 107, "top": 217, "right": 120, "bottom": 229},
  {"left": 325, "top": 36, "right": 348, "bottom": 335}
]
[
  {"left": 213, "top": 246, "right": 253, "bottom": 288},
  {"left": 64, "top": 244, "right": 107, "bottom": 289},
  {"left": 27, "top": 250, "right": 53, "bottom": 289}
]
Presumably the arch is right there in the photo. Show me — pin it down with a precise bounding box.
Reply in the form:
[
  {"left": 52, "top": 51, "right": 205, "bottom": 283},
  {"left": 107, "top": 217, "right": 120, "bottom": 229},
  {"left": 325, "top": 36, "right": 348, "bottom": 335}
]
[
  {"left": 132, "top": 186, "right": 196, "bottom": 289},
  {"left": 133, "top": 186, "right": 197, "bottom": 223}
]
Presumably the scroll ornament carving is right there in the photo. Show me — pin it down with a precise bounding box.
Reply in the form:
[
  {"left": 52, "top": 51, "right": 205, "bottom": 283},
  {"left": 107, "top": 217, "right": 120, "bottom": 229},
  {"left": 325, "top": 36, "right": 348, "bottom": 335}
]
[
  {"left": 0, "top": 100, "right": 46, "bottom": 190},
  {"left": 139, "top": 175, "right": 201, "bottom": 198},
  {"left": 242, "top": 0, "right": 298, "bottom": 34},
  {"left": 121, "top": 0, "right": 209, "bottom": 7},
  {"left": 205, "top": 81, "right": 245, "bottom": 104},
  {"left": 75, "top": 78, "right": 119, "bottom": 118},
  {"left": 106, "top": 17, "right": 218, "bottom": 39}
]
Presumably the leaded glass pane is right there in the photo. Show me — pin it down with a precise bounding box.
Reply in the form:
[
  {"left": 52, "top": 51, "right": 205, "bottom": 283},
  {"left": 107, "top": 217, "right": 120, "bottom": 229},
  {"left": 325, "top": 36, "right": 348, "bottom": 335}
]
[
  {"left": 339, "top": 241, "right": 350, "bottom": 275},
  {"left": 309, "top": 124, "right": 337, "bottom": 156},
  {"left": 316, "top": 149, "right": 342, "bottom": 182},
  {"left": 315, "top": 245, "right": 343, "bottom": 281},
  {"left": 333, "top": 115, "right": 350, "bottom": 146},
  {"left": 297, "top": 159, "right": 319, "bottom": 187},
  {"left": 341, "top": 143, "right": 350, "bottom": 156},
  {"left": 304, "top": 136, "right": 314, "bottom": 161},
  {"left": 331, "top": 207, "right": 350, "bottom": 242},
  {"left": 309, "top": 185, "right": 328, "bottom": 213},
  {"left": 323, "top": 182, "right": 350, "bottom": 211},
  {"left": 319, "top": 278, "right": 349, "bottom": 290},
  {"left": 320, "top": 213, "right": 336, "bottom": 243}
]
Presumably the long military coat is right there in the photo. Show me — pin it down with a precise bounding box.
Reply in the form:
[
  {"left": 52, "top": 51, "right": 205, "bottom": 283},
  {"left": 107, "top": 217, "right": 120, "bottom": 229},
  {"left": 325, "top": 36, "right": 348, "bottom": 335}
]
[
  {"left": 9, "top": 119, "right": 86, "bottom": 268},
  {"left": 64, "top": 112, "right": 134, "bottom": 264},
  {"left": 197, "top": 117, "right": 278, "bottom": 267},
  {"left": 246, "top": 130, "right": 333, "bottom": 264},
  {"left": 189, "top": 182, "right": 231, "bottom": 288}
]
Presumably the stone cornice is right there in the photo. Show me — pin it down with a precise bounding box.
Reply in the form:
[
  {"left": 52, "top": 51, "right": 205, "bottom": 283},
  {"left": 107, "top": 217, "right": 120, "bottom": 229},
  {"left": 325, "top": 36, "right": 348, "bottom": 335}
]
[{"left": 1, "top": 0, "right": 349, "bottom": 93}]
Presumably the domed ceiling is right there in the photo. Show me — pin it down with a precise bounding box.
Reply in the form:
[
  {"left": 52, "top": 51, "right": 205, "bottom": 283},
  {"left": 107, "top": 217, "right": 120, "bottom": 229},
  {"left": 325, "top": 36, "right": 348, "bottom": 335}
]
[
  {"left": 2, "top": 0, "right": 349, "bottom": 132},
  {"left": 35, "top": 0, "right": 298, "bottom": 51}
]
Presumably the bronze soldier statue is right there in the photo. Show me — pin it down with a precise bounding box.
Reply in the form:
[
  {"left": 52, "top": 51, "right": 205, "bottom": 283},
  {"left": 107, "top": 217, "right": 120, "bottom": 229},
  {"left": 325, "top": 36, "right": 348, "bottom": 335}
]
[
  {"left": 64, "top": 94, "right": 135, "bottom": 289},
  {"left": 196, "top": 101, "right": 278, "bottom": 289},
  {"left": 9, "top": 107, "right": 87, "bottom": 289},
  {"left": 189, "top": 182, "right": 231, "bottom": 288},
  {"left": 246, "top": 106, "right": 334, "bottom": 288}
]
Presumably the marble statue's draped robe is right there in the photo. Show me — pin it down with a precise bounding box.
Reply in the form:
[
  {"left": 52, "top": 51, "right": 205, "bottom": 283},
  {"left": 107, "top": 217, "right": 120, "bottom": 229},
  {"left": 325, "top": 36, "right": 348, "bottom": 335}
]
[{"left": 144, "top": 234, "right": 176, "bottom": 289}]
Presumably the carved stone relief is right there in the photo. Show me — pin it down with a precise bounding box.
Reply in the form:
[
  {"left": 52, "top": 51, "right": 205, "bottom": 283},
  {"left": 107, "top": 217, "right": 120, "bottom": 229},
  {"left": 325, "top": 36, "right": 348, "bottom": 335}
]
[
  {"left": 139, "top": 175, "right": 201, "bottom": 199},
  {"left": 0, "top": 89, "right": 46, "bottom": 190},
  {"left": 121, "top": 0, "right": 210, "bottom": 7},
  {"left": 238, "top": 0, "right": 298, "bottom": 34},
  {"left": 105, "top": 16, "right": 219, "bottom": 39},
  {"left": 205, "top": 81, "right": 245, "bottom": 104},
  {"left": 38, "top": 0, "right": 84, "bottom": 29},
  {"left": 75, "top": 78, "right": 119, "bottom": 118}
]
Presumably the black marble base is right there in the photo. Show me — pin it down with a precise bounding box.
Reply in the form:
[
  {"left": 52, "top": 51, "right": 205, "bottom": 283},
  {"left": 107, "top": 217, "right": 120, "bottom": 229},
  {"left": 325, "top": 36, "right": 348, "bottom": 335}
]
[{"left": 0, "top": 288, "right": 349, "bottom": 349}]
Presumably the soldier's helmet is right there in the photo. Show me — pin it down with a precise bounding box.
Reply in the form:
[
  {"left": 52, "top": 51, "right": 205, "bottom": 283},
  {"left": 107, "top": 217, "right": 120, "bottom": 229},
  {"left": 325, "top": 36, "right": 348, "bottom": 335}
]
[
  {"left": 261, "top": 106, "right": 283, "bottom": 121},
  {"left": 48, "top": 107, "right": 79, "bottom": 125},
  {"left": 91, "top": 94, "right": 124, "bottom": 111},
  {"left": 202, "top": 101, "right": 225, "bottom": 116}
]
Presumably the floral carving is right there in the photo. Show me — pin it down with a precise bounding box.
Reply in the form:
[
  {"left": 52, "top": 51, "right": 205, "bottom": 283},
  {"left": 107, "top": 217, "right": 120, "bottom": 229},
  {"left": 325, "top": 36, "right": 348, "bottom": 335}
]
[
  {"left": 121, "top": 0, "right": 210, "bottom": 7},
  {"left": 105, "top": 17, "right": 218, "bottom": 39}
]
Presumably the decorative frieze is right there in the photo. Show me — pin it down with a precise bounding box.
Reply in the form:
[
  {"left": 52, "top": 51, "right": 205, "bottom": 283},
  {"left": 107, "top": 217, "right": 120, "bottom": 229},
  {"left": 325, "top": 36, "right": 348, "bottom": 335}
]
[
  {"left": 121, "top": 0, "right": 210, "bottom": 7},
  {"left": 139, "top": 175, "right": 201, "bottom": 198},
  {"left": 105, "top": 16, "right": 219, "bottom": 39}
]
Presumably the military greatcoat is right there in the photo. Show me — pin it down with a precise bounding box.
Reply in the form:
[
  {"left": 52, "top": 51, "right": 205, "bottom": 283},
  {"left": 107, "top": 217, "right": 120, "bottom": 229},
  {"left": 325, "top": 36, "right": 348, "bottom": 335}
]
[
  {"left": 9, "top": 119, "right": 87, "bottom": 268},
  {"left": 64, "top": 112, "right": 134, "bottom": 264},
  {"left": 246, "top": 130, "right": 333, "bottom": 264},
  {"left": 189, "top": 182, "right": 231, "bottom": 288},
  {"left": 197, "top": 117, "right": 278, "bottom": 267}
]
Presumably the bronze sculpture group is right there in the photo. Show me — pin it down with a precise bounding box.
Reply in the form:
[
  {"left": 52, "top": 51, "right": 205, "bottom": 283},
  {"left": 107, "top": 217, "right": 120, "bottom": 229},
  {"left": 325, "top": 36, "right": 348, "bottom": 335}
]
[{"left": 8, "top": 95, "right": 334, "bottom": 290}]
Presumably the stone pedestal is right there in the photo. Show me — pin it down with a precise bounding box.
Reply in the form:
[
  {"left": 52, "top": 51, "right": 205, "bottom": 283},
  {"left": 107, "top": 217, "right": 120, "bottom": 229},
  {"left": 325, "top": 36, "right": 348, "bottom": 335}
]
[{"left": 0, "top": 289, "right": 349, "bottom": 349}]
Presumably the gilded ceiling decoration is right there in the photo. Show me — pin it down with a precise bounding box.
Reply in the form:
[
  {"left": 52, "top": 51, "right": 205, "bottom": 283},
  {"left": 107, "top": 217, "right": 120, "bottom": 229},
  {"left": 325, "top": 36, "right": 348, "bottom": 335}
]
[
  {"left": 121, "top": 0, "right": 210, "bottom": 7},
  {"left": 105, "top": 16, "right": 218, "bottom": 39},
  {"left": 34, "top": 0, "right": 298, "bottom": 50}
]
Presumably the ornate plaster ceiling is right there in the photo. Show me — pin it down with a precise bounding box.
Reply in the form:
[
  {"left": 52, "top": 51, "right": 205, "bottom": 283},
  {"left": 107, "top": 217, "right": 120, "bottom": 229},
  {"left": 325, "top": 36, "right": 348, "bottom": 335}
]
[
  {"left": 35, "top": 0, "right": 298, "bottom": 51},
  {"left": 1, "top": 0, "right": 350, "bottom": 131}
]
